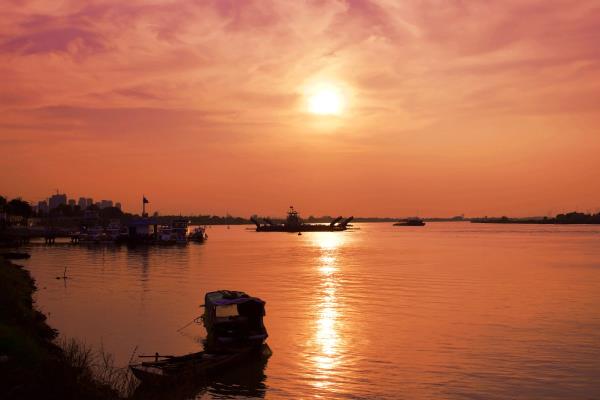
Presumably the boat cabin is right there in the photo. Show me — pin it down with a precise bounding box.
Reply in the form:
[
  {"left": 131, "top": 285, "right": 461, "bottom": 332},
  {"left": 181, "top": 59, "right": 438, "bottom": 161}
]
[
  {"left": 285, "top": 206, "right": 302, "bottom": 227},
  {"left": 203, "top": 290, "right": 267, "bottom": 351}
]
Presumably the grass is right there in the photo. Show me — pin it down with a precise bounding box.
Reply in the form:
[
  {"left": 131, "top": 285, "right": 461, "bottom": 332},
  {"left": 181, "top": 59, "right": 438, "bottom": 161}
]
[{"left": 0, "top": 259, "right": 132, "bottom": 399}]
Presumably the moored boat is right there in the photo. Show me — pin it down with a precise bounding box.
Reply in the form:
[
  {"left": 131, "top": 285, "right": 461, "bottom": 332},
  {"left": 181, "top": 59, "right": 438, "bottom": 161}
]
[
  {"left": 129, "top": 290, "right": 270, "bottom": 385},
  {"left": 157, "top": 218, "right": 189, "bottom": 244},
  {"left": 203, "top": 290, "right": 268, "bottom": 352},
  {"left": 188, "top": 226, "right": 207, "bottom": 243},
  {"left": 129, "top": 345, "right": 270, "bottom": 384},
  {"left": 171, "top": 218, "right": 189, "bottom": 244}
]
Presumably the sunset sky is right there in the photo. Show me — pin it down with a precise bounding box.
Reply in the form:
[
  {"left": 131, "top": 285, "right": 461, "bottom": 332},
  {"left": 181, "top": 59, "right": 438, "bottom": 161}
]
[{"left": 1, "top": 0, "right": 599, "bottom": 217}]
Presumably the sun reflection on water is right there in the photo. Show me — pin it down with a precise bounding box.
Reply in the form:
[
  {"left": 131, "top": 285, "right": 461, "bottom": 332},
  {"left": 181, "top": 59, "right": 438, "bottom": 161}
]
[{"left": 309, "top": 232, "right": 348, "bottom": 391}]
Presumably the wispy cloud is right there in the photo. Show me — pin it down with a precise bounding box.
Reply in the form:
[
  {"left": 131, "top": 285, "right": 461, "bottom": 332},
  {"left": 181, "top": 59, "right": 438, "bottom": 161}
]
[{"left": 1, "top": 0, "right": 599, "bottom": 215}]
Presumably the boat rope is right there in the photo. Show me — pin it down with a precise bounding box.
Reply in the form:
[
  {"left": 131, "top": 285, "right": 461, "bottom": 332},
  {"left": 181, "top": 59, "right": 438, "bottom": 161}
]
[{"left": 176, "top": 315, "right": 203, "bottom": 332}]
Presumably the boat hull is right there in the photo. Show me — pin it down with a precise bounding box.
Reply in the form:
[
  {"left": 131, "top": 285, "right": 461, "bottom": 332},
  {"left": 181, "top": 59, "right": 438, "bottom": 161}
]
[
  {"left": 130, "top": 345, "right": 271, "bottom": 384},
  {"left": 256, "top": 225, "right": 347, "bottom": 232}
]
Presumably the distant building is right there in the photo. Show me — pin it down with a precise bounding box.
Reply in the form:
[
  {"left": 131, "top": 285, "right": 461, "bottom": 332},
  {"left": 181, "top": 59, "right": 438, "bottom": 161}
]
[
  {"left": 99, "top": 200, "right": 113, "bottom": 209},
  {"left": 37, "top": 200, "right": 49, "bottom": 214},
  {"left": 49, "top": 193, "right": 67, "bottom": 210},
  {"left": 115, "top": 202, "right": 122, "bottom": 210},
  {"left": 78, "top": 197, "right": 88, "bottom": 209},
  {"left": 86, "top": 198, "right": 93, "bottom": 208},
  {"left": 68, "top": 199, "right": 76, "bottom": 207}
]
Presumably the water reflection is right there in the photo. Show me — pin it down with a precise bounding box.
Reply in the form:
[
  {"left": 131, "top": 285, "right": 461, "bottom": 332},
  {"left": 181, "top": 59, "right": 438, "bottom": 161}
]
[
  {"left": 131, "top": 352, "right": 270, "bottom": 400},
  {"left": 310, "top": 233, "right": 347, "bottom": 390},
  {"left": 23, "top": 224, "right": 600, "bottom": 399}
]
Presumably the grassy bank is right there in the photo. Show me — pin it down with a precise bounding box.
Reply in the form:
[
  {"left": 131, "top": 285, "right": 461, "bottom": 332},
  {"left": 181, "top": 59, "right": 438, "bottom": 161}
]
[{"left": 0, "top": 259, "right": 122, "bottom": 399}]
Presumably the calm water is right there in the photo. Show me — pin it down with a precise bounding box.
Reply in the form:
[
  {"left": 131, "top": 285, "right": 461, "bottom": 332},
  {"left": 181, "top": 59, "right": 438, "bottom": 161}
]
[{"left": 20, "top": 222, "right": 600, "bottom": 399}]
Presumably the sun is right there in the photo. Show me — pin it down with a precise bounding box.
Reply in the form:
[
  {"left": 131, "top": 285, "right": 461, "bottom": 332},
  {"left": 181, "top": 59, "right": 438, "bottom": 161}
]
[{"left": 307, "top": 85, "right": 344, "bottom": 115}]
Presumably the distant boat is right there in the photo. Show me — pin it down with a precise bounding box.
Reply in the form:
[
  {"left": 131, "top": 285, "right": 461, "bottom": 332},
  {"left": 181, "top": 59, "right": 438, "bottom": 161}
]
[
  {"left": 394, "top": 218, "right": 426, "bottom": 226},
  {"left": 251, "top": 207, "right": 353, "bottom": 232},
  {"left": 158, "top": 218, "right": 189, "bottom": 244},
  {"left": 188, "top": 227, "right": 207, "bottom": 243}
]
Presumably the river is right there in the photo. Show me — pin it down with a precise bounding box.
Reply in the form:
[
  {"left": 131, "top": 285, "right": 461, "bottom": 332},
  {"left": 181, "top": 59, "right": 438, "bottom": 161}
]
[{"left": 19, "top": 222, "right": 600, "bottom": 399}]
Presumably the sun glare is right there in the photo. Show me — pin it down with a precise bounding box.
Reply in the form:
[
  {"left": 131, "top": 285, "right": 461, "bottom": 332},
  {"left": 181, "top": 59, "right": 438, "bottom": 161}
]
[{"left": 307, "top": 85, "right": 344, "bottom": 115}]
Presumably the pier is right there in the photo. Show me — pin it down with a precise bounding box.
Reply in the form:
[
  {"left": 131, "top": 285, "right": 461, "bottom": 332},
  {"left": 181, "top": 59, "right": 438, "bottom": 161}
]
[{"left": 1, "top": 227, "right": 79, "bottom": 245}]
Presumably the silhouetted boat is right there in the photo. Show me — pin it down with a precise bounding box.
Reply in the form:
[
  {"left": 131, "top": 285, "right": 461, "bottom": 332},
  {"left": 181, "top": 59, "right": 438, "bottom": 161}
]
[
  {"left": 251, "top": 207, "right": 353, "bottom": 232},
  {"left": 158, "top": 218, "right": 189, "bottom": 244},
  {"left": 130, "top": 290, "right": 270, "bottom": 384},
  {"left": 203, "top": 290, "right": 268, "bottom": 352},
  {"left": 188, "top": 227, "right": 207, "bottom": 243},
  {"left": 129, "top": 345, "right": 270, "bottom": 384},
  {"left": 394, "top": 218, "right": 425, "bottom": 226}
]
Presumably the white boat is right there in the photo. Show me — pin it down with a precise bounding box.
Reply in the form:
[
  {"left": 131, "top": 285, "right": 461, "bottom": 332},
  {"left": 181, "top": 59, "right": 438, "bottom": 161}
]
[
  {"left": 79, "top": 226, "right": 106, "bottom": 243},
  {"left": 171, "top": 218, "right": 189, "bottom": 244},
  {"left": 158, "top": 219, "right": 189, "bottom": 244}
]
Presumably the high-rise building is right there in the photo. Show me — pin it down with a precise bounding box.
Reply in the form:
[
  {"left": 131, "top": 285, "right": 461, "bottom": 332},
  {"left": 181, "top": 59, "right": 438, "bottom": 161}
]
[
  {"left": 49, "top": 193, "right": 67, "bottom": 209},
  {"left": 78, "top": 197, "right": 87, "bottom": 209},
  {"left": 68, "top": 199, "right": 76, "bottom": 207},
  {"left": 115, "top": 202, "right": 122, "bottom": 210},
  {"left": 86, "top": 198, "right": 93, "bottom": 208},
  {"left": 99, "top": 200, "right": 113, "bottom": 209},
  {"left": 37, "top": 200, "right": 49, "bottom": 214}
]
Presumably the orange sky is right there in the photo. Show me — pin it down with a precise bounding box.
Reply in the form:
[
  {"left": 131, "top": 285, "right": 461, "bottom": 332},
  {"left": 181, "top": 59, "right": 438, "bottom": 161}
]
[{"left": 1, "top": 0, "right": 600, "bottom": 217}]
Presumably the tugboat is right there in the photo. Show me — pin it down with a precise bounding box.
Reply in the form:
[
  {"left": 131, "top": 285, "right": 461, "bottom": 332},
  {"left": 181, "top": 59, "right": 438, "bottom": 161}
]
[
  {"left": 251, "top": 207, "right": 353, "bottom": 232},
  {"left": 393, "top": 218, "right": 426, "bottom": 226},
  {"left": 129, "top": 290, "right": 269, "bottom": 384}
]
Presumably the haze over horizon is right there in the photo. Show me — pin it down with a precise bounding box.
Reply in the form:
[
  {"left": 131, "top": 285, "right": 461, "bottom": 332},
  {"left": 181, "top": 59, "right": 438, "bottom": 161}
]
[{"left": 2, "top": 1, "right": 600, "bottom": 217}]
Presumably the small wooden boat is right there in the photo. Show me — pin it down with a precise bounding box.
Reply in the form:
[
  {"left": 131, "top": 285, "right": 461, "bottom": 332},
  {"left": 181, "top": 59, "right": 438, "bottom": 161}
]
[
  {"left": 129, "top": 345, "right": 270, "bottom": 384},
  {"left": 131, "top": 290, "right": 270, "bottom": 385},
  {"left": 203, "top": 290, "right": 268, "bottom": 352}
]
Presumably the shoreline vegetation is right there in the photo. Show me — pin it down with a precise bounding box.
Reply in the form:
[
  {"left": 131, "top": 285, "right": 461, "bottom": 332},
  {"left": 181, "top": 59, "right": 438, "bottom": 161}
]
[
  {"left": 470, "top": 212, "right": 600, "bottom": 225},
  {"left": 0, "top": 259, "right": 132, "bottom": 399}
]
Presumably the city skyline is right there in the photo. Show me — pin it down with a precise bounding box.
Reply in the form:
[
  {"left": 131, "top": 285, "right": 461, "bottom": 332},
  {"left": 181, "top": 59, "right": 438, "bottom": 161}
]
[
  {"left": 4, "top": 188, "right": 599, "bottom": 219},
  {"left": 29, "top": 190, "right": 122, "bottom": 213}
]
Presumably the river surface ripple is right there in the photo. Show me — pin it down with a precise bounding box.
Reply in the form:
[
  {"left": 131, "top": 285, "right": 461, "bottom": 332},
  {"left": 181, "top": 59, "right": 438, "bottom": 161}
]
[{"left": 20, "top": 222, "right": 600, "bottom": 399}]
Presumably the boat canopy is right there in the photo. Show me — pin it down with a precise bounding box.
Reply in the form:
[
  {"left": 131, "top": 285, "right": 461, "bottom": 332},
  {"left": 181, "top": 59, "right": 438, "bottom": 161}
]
[
  {"left": 213, "top": 297, "right": 265, "bottom": 306},
  {"left": 203, "top": 290, "right": 268, "bottom": 351}
]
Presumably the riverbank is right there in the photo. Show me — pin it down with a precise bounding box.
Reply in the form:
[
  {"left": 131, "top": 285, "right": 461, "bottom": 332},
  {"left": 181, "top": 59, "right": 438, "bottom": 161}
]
[
  {"left": 0, "top": 259, "right": 121, "bottom": 399},
  {"left": 471, "top": 212, "right": 600, "bottom": 224}
]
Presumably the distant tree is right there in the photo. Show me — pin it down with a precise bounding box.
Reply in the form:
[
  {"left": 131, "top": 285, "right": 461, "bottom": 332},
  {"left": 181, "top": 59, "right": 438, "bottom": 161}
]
[
  {"left": 7, "top": 198, "right": 32, "bottom": 225},
  {"left": 99, "top": 206, "right": 124, "bottom": 220}
]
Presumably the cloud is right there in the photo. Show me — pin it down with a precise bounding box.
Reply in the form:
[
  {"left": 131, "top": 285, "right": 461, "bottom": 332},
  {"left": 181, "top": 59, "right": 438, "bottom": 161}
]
[
  {"left": 1, "top": 0, "right": 600, "bottom": 214},
  {"left": 0, "top": 27, "right": 105, "bottom": 55}
]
